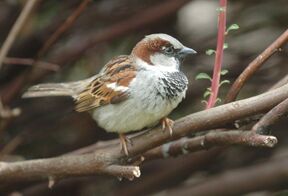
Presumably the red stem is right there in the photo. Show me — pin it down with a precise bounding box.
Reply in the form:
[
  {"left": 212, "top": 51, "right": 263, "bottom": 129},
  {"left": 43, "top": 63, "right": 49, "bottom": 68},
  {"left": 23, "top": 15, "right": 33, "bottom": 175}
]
[{"left": 206, "top": 0, "right": 227, "bottom": 109}]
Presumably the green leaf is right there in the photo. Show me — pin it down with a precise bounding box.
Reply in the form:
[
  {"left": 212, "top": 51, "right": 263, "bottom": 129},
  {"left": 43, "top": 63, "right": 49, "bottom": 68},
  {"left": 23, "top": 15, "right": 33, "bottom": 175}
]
[
  {"left": 216, "top": 98, "right": 222, "bottom": 103},
  {"left": 223, "top": 43, "right": 228, "bottom": 49},
  {"left": 226, "top": 24, "right": 240, "bottom": 34},
  {"left": 195, "top": 73, "right": 212, "bottom": 81},
  {"left": 220, "top": 69, "right": 229, "bottom": 75},
  {"left": 220, "top": 80, "right": 230, "bottom": 86},
  {"left": 203, "top": 90, "right": 211, "bottom": 98},
  {"left": 206, "top": 49, "right": 216, "bottom": 55}
]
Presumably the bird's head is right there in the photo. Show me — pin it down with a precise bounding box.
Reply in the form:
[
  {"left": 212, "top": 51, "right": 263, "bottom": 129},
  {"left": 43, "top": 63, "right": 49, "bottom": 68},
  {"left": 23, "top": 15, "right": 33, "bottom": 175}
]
[{"left": 132, "top": 33, "right": 196, "bottom": 71}]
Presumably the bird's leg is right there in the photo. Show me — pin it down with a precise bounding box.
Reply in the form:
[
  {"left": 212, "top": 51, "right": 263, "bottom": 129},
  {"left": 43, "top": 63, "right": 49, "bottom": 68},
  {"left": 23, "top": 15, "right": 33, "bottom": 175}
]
[
  {"left": 161, "top": 117, "right": 174, "bottom": 136},
  {"left": 119, "top": 133, "right": 131, "bottom": 156}
]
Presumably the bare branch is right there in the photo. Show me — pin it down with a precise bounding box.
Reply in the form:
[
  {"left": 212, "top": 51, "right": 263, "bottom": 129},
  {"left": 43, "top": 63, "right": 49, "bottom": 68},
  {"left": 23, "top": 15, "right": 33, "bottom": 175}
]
[
  {"left": 0, "top": 0, "right": 39, "bottom": 69},
  {"left": 144, "top": 131, "right": 277, "bottom": 160},
  {"left": 225, "top": 29, "right": 288, "bottom": 103},
  {"left": 252, "top": 97, "right": 288, "bottom": 134},
  {"left": 0, "top": 154, "right": 140, "bottom": 186}
]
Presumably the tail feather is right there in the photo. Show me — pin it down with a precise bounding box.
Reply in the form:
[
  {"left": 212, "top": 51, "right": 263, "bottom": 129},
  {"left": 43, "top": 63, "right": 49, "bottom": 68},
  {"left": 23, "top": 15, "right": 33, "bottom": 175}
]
[
  {"left": 23, "top": 76, "right": 97, "bottom": 99},
  {"left": 22, "top": 83, "right": 76, "bottom": 98}
]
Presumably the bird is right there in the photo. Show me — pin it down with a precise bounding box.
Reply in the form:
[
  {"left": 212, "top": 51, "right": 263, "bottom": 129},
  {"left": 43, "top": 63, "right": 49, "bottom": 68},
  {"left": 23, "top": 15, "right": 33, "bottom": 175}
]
[{"left": 23, "top": 33, "right": 197, "bottom": 155}]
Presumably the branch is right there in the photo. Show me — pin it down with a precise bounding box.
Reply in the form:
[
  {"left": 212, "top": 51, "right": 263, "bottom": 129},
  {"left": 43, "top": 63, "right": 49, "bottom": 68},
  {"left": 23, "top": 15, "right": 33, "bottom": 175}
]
[
  {"left": 0, "top": 83, "right": 288, "bottom": 185},
  {"left": 0, "top": 154, "right": 140, "bottom": 186},
  {"left": 143, "top": 131, "right": 277, "bottom": 160},
  {"left": 0, "top": 0, "right": 39, "bottom": 70},
  {"left": 252, "top": 97, "right": 288, "bottom": 134},
  {"left": 225, "top": 29, "right": 288, "bottom": 103},
  {"left": 206, "top": 0, "right": 227, "bottom": 109}
]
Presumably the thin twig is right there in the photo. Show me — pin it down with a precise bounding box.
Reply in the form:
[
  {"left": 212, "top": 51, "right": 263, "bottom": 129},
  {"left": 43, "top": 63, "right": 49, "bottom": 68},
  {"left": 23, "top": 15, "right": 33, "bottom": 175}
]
[
  {"left": 225, "top": 29, "right": 288, "bottom": 103},
  {"left": 37, "top": 0, "right": 92, "bottom": 57},
  {"left": 0, "top": 83, "right": 287, "bottom": 186},
  {"left": 206, "top": 0, "right": 227, "bottom": 109},
  {"left": 0, "top": 0, "right": 39, "bottom": 70},
  {"left": 4, "top": 57, "right": 60, "bottom": 71},
  {"left": 252, "top": 97, "right": 288, "bottom": 134}
]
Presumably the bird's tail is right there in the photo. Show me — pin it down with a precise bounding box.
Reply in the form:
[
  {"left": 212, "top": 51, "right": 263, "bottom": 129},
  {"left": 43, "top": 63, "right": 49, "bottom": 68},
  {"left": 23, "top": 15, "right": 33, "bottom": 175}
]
[{"left": 22, "top": 76, "right": 96, "bottom": 99}]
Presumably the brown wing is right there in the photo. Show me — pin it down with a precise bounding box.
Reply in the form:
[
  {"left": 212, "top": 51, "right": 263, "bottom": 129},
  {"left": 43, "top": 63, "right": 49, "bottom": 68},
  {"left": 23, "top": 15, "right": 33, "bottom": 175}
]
[{"left": 75, "top": 55, "right": 136, "bottom": 112}]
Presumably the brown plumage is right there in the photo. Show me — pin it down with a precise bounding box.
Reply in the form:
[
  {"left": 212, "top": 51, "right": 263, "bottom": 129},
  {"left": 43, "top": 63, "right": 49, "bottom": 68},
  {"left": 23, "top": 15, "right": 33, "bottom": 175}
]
[{"left": 75, "top": 55, "right": 136, "bottom": 112}]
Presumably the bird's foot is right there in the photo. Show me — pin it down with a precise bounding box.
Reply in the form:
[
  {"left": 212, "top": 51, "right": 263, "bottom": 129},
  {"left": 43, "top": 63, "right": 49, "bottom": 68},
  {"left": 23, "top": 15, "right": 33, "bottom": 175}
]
[
  {"left": 119, "top": 133, "right": 132, "bottom": 156},
  {"left": 161, "top": 117, "right": 174, "bottom": 136}
]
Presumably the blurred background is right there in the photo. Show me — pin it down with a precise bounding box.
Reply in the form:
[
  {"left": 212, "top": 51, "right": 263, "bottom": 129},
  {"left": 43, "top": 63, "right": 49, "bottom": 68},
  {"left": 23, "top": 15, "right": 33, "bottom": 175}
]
[{"left": 0, "top": 0, "right": 287, "bottom": 195}]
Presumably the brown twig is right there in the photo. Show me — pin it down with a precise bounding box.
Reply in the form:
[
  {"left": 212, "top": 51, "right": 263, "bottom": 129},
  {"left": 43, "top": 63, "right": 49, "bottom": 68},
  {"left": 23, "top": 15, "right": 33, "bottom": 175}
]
[
  {"left": 0, "top": 0, "right": 39, "bottom": 70},
  {"left": 0, "top": 83, "right": 288, "bottom": 186},
  {"left": 252, "top": 97, "right": 288, "bottom": 134},
  {"left": 168, "top": 157, "right": 288, "bottom": 196},
  {"left": 225, "top": 29, "right": 288, "bottom": 103},
  {"left": 144, "top": 130, "right": 277, "bottom": 160},
  {"left": 3, "top": 57, "right": 60, "bottom": 71},
  {"left": 37, "top": 0, "right": 92, "bottom": 57}
]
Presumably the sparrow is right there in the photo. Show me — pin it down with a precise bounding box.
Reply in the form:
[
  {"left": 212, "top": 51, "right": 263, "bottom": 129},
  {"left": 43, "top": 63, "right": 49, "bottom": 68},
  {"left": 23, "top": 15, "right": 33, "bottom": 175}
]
[{"left": 23, "top": 33, "right": 197, "bottom": 155}]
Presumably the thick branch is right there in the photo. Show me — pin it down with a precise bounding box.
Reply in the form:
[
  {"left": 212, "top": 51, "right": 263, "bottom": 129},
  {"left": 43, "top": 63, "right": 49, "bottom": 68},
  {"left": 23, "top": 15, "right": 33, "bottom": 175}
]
[
  {"left": 0, "top": 83, "right": 288, "bottom": 185},
  {"left": 0, "top": 154, "right": 140, "bottom": 186},
  {"left": 225, "top": 29, "right": 288, "bottom": 103}
]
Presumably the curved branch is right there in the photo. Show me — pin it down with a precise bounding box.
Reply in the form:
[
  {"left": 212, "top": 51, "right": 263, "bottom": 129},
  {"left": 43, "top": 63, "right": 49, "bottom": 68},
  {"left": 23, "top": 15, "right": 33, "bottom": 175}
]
[
  {"left": 225, "top": 29, "right": 288, "bottom": 103},
  {"left": 0, "top": 83, "right": 288, "bottom": 185}
]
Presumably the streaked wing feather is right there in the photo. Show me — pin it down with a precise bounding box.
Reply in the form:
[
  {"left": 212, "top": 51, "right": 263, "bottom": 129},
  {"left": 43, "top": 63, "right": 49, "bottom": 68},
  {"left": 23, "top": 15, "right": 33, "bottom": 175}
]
[{"left": 75, "top": 55, "right": 136, "bottom": 112}]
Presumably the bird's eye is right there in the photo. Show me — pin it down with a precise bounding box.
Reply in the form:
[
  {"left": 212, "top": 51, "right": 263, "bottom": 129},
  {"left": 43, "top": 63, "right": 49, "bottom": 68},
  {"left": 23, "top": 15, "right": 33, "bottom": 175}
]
[{"left": 163, "top": 46, "right": 174, "bottom": 55}]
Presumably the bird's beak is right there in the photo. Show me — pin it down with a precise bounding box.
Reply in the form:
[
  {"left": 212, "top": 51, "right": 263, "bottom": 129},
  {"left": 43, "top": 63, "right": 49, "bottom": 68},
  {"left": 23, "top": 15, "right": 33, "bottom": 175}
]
[{"left": 179, "top": 46, "right": 197, "bottom": 56}]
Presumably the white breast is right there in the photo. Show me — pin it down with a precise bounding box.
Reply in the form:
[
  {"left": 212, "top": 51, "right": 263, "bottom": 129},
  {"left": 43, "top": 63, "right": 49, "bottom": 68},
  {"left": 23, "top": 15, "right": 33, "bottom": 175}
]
[{"left": 92, "top": 68, "right": 187, "bottom": 133}]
